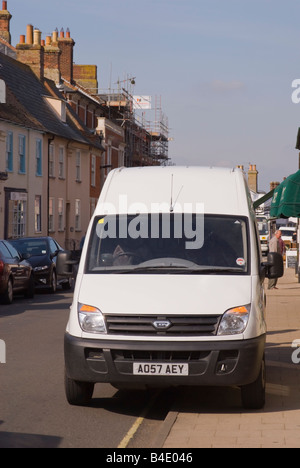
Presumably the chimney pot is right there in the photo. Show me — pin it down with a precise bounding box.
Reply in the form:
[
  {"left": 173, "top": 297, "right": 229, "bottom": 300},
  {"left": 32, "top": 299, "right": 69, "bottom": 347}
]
[
  {"left": 46, "top": 35, "right": 51, "bottom": 46},
  {"left": 52, "top": 29, "right": 58, "bottom": 43},
  {"left": 2, "top": 1, "right": 7, "bottom": 10},
  {"left": 33, "top": 28, "right": 42, "bottom": 46},
  {"left": 19, "top": 34, "right": 25, "bottom": 44},
  {"left": 26, "top": 24, "right": 33, "bottom": 45},
  {"left": 60, "top": 28, "right": 64, "bottom": 38},
  {"left": 66, "top": 28, "right": 70, "bottom": 38}
]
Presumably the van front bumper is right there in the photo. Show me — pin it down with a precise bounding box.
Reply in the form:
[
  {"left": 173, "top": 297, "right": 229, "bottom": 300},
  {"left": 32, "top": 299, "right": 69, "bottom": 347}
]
[{"left": 64, "top": 333, "right": 266, "bottom": 387}]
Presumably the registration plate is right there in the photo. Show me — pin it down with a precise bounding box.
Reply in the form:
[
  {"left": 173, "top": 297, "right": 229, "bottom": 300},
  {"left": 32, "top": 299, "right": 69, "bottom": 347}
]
[{"left": 133, "top": 363, "right": 189, "bottom": 376}]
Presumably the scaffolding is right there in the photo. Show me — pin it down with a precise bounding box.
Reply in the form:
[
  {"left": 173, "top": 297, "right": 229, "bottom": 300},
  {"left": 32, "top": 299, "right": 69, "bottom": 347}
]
[
  {"left": 144, "top": 95, "right": 169, "bottom": 164},
  {"left": 97, "top": 88, "right": 170, "bottom": 167}
]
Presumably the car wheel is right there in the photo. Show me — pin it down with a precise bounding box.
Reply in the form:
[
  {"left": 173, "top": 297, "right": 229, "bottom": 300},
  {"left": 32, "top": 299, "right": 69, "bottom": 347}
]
[
  {"left": 50, "top": 269, "right": 57, "bottom": 293},
  {"left": 1, "top": 277, "right": 13, "bottom": 304},
  {"left": 241, "top": 355, "right": 266, "bottom": 410},
  {"left": 65, "top": 370, "right": 94, "bottom": 406}
]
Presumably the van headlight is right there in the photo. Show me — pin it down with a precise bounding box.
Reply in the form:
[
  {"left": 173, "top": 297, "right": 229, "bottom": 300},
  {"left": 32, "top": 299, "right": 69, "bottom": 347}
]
[
  {"left": 217, "top": 305, "right": 250, "bottom": 336},
  {"left": 78, "top": 303, "right": 107, "bottom": 334}
]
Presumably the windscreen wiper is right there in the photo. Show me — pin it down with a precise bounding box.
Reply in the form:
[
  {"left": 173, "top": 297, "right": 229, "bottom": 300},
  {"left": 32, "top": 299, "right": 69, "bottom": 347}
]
[{"left": 114, "top": 265, "right": 244, "bottom": 274}]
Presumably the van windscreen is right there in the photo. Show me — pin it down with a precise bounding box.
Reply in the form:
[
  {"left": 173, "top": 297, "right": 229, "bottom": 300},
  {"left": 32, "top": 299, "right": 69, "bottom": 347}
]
[{"left": 85, "top": 214, "right": 248, "bottom": 274}]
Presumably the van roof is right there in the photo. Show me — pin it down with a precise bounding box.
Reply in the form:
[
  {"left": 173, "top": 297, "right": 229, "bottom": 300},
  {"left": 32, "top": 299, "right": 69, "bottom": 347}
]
[{"left": 96, "top": 166, "right": 252, "bottom": 216}]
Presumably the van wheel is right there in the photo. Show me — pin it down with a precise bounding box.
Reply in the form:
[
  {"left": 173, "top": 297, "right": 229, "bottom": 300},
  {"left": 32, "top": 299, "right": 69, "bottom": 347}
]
[
  {"left": 65, "top": 371, "right": 94, "bottom": 406},
  {"left": 241, "top": 356, "right": 266, "bottom": 410}
]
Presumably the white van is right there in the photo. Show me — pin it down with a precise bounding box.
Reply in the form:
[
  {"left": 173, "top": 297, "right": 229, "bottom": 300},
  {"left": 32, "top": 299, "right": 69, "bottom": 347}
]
[{"left": 58, "top": 166, "right": 283, "bottom": 409}]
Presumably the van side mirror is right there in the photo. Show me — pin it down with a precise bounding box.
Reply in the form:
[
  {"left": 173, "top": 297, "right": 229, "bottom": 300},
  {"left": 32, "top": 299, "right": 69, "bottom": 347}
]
[
  {"left": 262, "top": 252, "right": 284, "bottom": 279},
  {"left": 56, "top": 251, "right": 78, "bottom": 277}
]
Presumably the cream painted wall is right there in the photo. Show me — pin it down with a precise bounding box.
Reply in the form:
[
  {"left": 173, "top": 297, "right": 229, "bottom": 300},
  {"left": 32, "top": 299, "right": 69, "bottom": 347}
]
[
  {"left": 0, "top": 121, "right": 45, "bottom": 238},
  {"left": 0, "top": 122, "right": 97, "bottom": 247}
]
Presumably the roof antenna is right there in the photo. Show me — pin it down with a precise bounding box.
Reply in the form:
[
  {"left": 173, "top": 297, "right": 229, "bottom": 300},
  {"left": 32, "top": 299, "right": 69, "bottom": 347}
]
[
  {"left": 170, "top": 174, "right": 174, "bottom": 212},
  {"left": 170, "top": 174, "right": 183, "bottom": 212}
]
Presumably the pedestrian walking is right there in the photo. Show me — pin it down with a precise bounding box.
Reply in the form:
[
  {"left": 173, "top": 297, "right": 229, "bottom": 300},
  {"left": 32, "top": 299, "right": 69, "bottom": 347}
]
[{"left": 268, "top": 230, "right": 283, "bottom": 290}]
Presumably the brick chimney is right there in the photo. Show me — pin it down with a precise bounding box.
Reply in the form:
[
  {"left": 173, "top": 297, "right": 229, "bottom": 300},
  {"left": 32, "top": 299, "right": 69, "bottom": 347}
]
[
  {"left": 73, "top": 64, "right": 98, "bottom": 93},
  {"left": 16, "top": 24, "right": 44, "bottom": 81},
  {"left": 58, "top": 28, "right": 75, "bottom": 83},
  {"left": 248, "top": 164, "right": 258, "bottom": 193},
  {"left": 44, "top": 29, "right": 61, "bottom": 84},
  {"left": 0, "top": 1, "right": 12, "bottom": 44}
]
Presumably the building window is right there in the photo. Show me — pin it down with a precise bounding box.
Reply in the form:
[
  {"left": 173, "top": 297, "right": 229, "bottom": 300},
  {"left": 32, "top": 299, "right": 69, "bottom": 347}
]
[
  {"left": 49, "top": 197, "right": 54, "bottom": 232},
  {"left": 49, "top": 144, "right": 55, "bottom": 177},
  {"left": 75, "top": 199, "right": 81, "bottom": 231},
  {"left": 91, "top": 155, "right": 96, "bottom": 187},
  {"left": 58, "top": 198, "right": 64, "bottom": 231},
  {"left": 76, "top": 150, "right": 81, "bottom": 182},
  {"left": 36, "top": 139, "right": 42, "bottom": 176},
  {"left": 6, "top": 131, "right": 13, "bottom": 172},
  {"left": 35, "top": 195, "right": 42, "bottom": 232},
  {"left": 58, "top": 147, "right": 65, "bottom": 179},
  {"left": 18, "top": 134, "right": 26, "bottom": 174}
]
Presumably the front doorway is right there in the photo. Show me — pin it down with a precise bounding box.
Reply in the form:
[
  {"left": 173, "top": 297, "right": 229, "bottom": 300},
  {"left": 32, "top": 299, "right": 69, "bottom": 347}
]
[{"left": 4, "top": 188, "right": 27, "bottom": 239}]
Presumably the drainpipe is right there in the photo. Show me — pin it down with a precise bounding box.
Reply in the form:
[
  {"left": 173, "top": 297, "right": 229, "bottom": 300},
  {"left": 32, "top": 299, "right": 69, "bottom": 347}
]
[{"left": 47, "top": 134, "right": 55, "bottom": 236}]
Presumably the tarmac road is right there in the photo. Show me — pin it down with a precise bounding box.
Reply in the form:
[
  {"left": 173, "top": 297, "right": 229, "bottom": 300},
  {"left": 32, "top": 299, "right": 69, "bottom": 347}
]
[{"left": 0, "top": 290, "right": 173, "bottom": 448}]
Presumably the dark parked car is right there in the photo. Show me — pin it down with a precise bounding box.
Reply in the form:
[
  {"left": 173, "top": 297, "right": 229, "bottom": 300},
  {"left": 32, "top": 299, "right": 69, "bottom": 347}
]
[
  {"left": 0, "top": 239, "right": 35, "bottom": 304},
  {"left": 10, "top": 237, "right": 72, "bottom": 293}
]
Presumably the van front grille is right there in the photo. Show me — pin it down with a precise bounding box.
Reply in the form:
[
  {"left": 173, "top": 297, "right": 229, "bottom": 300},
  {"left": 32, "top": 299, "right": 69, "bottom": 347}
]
[
  {"left": 105, "top": 315, "right": 221, "bottom": 336},
  {"left": 111, "top": 350, "right": 211, "bottom": 361}
]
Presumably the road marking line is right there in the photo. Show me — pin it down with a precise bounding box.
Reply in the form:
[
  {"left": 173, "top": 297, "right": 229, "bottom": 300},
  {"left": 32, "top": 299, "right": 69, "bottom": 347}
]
[{"left": 118, "top": 391, "right": 160, "bottom": 448}]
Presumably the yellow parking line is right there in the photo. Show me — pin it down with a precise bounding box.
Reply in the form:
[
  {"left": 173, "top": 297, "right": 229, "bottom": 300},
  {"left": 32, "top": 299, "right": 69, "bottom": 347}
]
[{"left": 118, "top": 391, "right": 160, "bottom": 448}]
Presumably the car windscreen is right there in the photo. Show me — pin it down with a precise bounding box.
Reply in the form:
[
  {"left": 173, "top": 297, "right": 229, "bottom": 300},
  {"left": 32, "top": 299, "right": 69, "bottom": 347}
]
[
  {"left": 85, "top": 214, "right": 249, "bottom": 275},
  {"left": 258, "top": 222, "right": 268, "bottom": 235},
  {"left": 10, "top": 239, "right": 48, "bottom": 256},
  {"left": 280, "top": 229, "right": 295, "bottom": 238}
]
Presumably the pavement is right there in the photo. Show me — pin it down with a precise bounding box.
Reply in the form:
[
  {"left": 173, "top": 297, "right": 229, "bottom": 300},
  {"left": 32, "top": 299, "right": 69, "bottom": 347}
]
[{"left": 162, "top": 266, "right": 300, "bottom": 448}]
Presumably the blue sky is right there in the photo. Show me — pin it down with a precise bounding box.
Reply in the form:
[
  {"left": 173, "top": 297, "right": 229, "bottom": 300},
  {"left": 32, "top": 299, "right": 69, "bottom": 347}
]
[{"left": 8, "top": 0, "right": 300, "bottom": 191}]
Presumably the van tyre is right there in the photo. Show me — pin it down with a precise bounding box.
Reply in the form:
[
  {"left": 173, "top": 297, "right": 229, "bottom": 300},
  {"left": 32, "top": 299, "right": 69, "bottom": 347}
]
[
  {"left": 241, "top": 356, "right": 266, "bottom": 410},
  {"left": 65, "top": 371, "right": 94, "bottom": 406}
]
